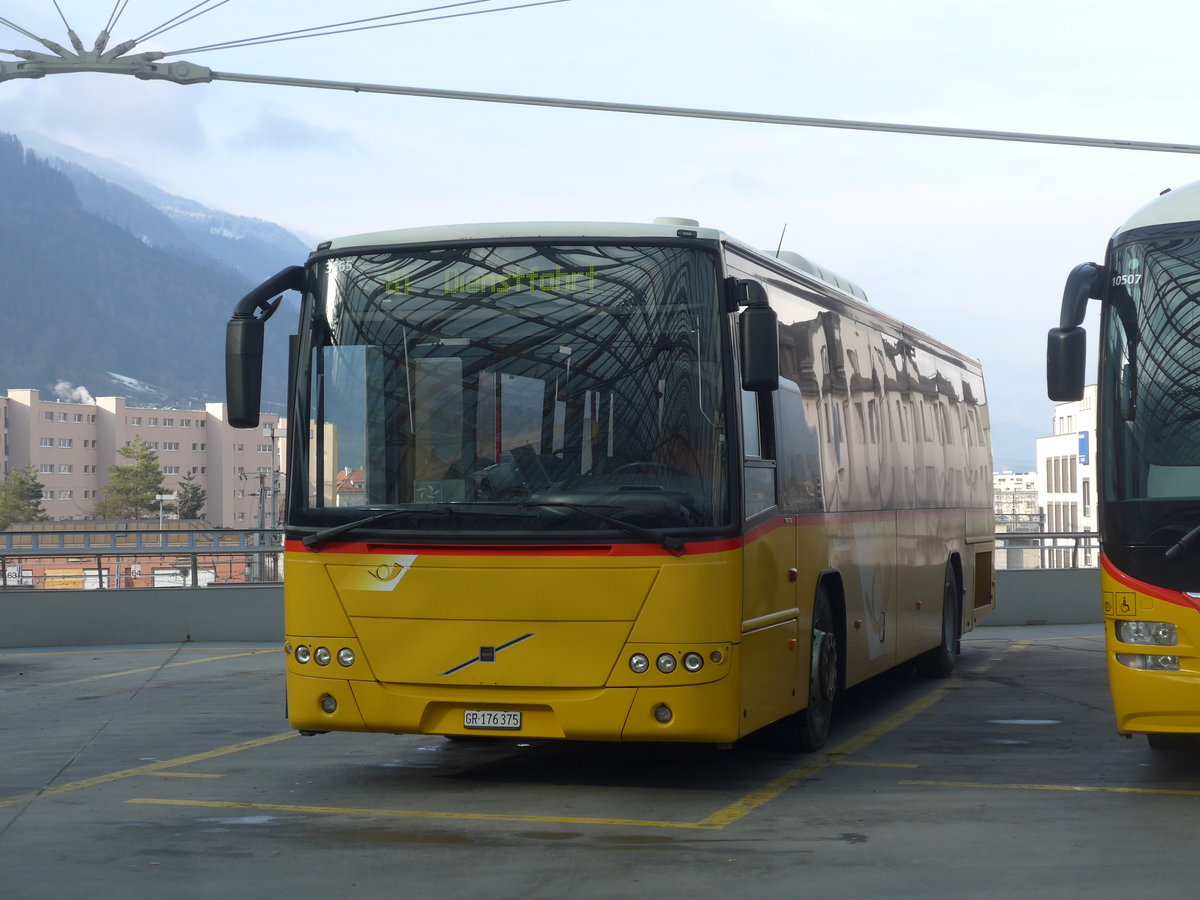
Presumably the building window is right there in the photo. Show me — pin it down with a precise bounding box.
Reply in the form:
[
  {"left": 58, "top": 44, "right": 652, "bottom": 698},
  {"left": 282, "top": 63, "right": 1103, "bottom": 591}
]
[
  {"left": 73, "top": 413, "right": 83, "bottom": 423},
  {"left": 41, "top": 489, "right": 53, "bottom": 500},
  {"left": 44, "top": 411, "right": 54, "bottom": 421},
  {"left": 58, "top": 490, "right": 72, "bottom": 500},
  {"left": 181, "top": 419, "right": 192, "bottom": 427},
  {"left": 163, "top": 442, "right": 180, "bottom": 451},
  {"left": 131, "top": 417, "right": 141, "bottom": 426},
  {"left": 148, "top": 417, "right": 158, "bottom": 426},
  {"left": 163, "top": 466, "right": 180, "bottom": 475},
  {"left": 162, "top": 418, "right": 173, "bottom": 427},
  {"left": 58, "top": 438, "right": 72, "bottom": 448},
  {"left": 234, "top": 443, "right": 245, "bottom": 452},
  {"left": 39, "top": 464, "right": 54, "bottom": 474},
  {"left": 59, "top": 465, "right": 72, "bottom": 474}
]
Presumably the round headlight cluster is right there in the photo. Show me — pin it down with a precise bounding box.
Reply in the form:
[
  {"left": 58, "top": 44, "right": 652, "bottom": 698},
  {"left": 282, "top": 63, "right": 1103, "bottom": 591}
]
[
  {"left": 292, "top": 644, "right": 355, "bottom": 668},
  {"left": 628, "top": 649, "right": 714, "bottom": 675}
]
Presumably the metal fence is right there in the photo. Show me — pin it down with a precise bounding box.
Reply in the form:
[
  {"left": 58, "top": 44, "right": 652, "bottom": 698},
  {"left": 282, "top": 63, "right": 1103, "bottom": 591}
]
[
  {"left": 0, "top": 528, "right": 284, "bottom": 590},
  {"left": 994, "top": 531, "right": 1100, "bottom": 570},
  {"left": 0, "top": 527, "right": 1101, "bottom": 591}
]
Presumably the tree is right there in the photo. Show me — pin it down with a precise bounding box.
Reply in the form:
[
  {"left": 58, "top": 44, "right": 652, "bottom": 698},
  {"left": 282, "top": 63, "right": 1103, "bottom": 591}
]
[
  {"left": 0, "top": 464, "right": 47, "bottom": 529},
  {"left": 170, "top": 472, "right": 207, "bottom": 521},
  {"left": 95, "top": 435, "right": 164, "bottom": 519}
]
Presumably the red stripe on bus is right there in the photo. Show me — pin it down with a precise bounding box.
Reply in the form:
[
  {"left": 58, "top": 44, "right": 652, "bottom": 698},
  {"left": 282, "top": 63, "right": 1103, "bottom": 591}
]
[
  {"left": 285, "top": 506, "right": 982, "bottom": 558},
  {"left": 1101, "top": 553, "right": 1200, "bottom": 612}
]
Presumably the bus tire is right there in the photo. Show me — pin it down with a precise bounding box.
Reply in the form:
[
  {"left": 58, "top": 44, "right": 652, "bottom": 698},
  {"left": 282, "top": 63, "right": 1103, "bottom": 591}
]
[
  {"left": 1146, "top": 732, "right": 1197, "bottom": 752},
  {"left": 777, "top": 587, "right": 839, "bottom": 752},
  {"left": 916, "top": 562, "right": 959, "bottom": 679}
]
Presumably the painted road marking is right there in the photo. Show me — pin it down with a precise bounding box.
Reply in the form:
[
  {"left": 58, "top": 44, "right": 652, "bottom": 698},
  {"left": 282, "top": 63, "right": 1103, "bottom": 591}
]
[
  {"left": 0, "top": 732, "right": 297, "bottom": 809},
  {"left": 34, "top": 650, "right": 279, "bottom": 689},
  {"left": 6, "top": 644, "right": 1021, "bottom": 828},
  {"left": 903, "top": 779, "right": 1200, "bottom": 798},
  {"left": 123, "top": 680, "right": 959, "bottom": 833}
]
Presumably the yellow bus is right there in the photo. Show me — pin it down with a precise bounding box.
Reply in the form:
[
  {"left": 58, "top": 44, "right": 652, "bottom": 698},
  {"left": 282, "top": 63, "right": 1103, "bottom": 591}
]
[
  {"left": 227, "top": 219, "right": 995, "bottom": 750},
  {"left": 1049, "top": 182, "right": 1200, "bottom": 749}
]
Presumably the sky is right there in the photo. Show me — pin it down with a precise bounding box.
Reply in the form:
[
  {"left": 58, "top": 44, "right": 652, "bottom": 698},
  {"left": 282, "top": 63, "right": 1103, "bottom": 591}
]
[{"left": 3, "top": 0, "right": 1200, "bottom": 470}]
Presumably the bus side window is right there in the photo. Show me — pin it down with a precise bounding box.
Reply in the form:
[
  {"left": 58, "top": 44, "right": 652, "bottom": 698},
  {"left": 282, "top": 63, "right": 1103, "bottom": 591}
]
[{"left": 742, "top": 389, "right": 777, "bottom": 518}]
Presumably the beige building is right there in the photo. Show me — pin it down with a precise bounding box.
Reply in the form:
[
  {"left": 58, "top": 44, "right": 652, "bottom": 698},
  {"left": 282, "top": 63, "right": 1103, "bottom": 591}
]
[{"left": 1, "top": 389, "right": 283, "bottom": 529}]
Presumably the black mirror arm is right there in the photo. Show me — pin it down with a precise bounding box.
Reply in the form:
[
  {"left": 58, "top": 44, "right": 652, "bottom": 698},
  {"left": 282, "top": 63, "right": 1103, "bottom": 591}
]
[{"left": 232, "top": 266, "right": 304, "bottom": 321}]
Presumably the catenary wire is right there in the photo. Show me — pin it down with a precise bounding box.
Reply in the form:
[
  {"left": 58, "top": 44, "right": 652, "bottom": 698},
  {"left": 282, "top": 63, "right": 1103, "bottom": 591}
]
[
  {"left": 162, "top": 0, "right": 570, "bottom": 56},
  {"left": 134, "top": 0, "right": 236, "bottom": 45}
]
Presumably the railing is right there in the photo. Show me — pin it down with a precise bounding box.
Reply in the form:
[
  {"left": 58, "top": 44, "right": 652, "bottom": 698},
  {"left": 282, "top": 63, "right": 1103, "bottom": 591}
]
[
  {"left": 0, "top": 528, "right": 1100, "bottom": 590},
  {"left": 0, "top": 528, "right": 284, "bottom": 590},
  {"left": 994, "top": 531, "right": 1100, "bottom": 570}
]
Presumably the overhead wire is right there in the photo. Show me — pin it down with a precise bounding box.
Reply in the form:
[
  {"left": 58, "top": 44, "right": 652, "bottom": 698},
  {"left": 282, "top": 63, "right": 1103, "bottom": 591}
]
[
  {"left": 105, "top": 0, "right": 132, "bottom": 36},
  {"left": 160, "top": 0, "right": 570, "bottom": 56},
  {"left": 0, "top": 15, "right": 46, "bottom": 46},
  {"left": 133, "top": 0, "right": 236, "bottom": 45}
]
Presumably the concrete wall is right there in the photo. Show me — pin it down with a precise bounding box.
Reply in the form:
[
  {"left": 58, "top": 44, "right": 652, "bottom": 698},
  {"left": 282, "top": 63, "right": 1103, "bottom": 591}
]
[
  {"left": 0, "top": 569, "right": 1101, "bottom": 648},
  {"left": 0, "top": 584, "right": 283, "bottom": 648},
  {"left": 987, "top": 568, "right": 1100, "bottom": 627}
]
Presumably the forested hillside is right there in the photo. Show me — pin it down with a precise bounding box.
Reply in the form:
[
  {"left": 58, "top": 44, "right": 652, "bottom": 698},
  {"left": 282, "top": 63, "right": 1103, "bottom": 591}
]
[{"left": 0, "top": 133, "right": 294, "bottom": 412}]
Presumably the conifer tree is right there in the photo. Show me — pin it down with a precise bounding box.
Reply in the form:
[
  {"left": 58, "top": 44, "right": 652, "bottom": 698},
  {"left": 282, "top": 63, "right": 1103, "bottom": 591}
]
[
  {"left": 95, "top": 436, "right": 164, "bottom": 519},
  {"left": 0, "top": 464, "right": 47, "bottom": 529}
]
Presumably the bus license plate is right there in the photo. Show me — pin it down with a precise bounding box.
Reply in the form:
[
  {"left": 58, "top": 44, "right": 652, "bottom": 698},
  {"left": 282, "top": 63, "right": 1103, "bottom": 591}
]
[{"left": 463, "top": 709, "right": 521, "bottom": 730}]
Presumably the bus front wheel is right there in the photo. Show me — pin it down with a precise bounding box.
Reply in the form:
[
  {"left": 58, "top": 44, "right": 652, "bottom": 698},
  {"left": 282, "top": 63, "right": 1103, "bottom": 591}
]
[{"left": 776, "top": 588, "right": 839, "bottom": 752}]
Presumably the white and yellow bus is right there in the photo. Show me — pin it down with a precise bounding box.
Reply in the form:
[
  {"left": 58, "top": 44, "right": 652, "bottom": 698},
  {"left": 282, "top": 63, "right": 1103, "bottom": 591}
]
[
  {"left": 1050, "top": 182, "right": 1200, "bottom": 749},
  {"left": 228, "top": 219, "right": 995, "bottom": 749}
]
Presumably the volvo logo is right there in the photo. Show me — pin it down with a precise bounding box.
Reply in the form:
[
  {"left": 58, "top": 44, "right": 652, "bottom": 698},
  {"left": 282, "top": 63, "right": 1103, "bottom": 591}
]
[{"left": 441, "top": 633, "right": 536, "bottom": 676}]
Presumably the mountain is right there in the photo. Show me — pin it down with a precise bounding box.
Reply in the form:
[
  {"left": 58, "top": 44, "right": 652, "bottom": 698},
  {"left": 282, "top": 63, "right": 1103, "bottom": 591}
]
[
  {"left": 0, "top": 132, "right": 303, "bottom": 413},
  {"left": 15, "top": 131, "right": 311, "bottom": 282}
]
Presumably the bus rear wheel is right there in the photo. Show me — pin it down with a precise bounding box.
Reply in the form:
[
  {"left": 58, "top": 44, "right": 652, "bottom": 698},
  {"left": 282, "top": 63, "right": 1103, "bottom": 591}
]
[{"left": 916, "top": 562, "right": 959, "bottom": 679}]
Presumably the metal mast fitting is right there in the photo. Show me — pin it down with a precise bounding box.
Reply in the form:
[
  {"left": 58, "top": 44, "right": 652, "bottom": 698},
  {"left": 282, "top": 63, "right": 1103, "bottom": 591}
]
[{"left": 0, "top": 35, "right": 212, "bottom": 84}]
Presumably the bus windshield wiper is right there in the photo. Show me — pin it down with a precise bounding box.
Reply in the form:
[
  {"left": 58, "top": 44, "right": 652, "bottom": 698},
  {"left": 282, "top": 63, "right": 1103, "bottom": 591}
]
[
  {"left": 302, "top": 507, "right": 449, "bottom": 548},
  {"left": 521, "top": 501, "right": 687, "bottom": 556},
  {"left": 1164, "top": 521, "right": 1200, "bottom": 561}
]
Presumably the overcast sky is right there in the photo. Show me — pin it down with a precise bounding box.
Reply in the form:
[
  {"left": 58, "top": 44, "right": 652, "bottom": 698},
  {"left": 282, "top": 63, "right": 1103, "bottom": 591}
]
[{"left": 3, "top": 0, "right": 1199, "bottom": 469}]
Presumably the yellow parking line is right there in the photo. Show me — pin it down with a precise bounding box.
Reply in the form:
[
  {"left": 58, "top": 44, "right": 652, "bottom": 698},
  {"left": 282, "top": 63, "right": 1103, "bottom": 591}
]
[
  {"left": 698, "top": 684, "right": 951, "bottom": 828},
  {"left": 0, "top": 732, "right": 296, "bottom": 809},
  {"left": 124, "top": 684, "right": 952, "bottom": 832},
  {"left": 129, "top": 798, "right": 718, "bottom": 831},
  {"left": 43, "top": 650, "right": 279, "bottom": 688},
  {"left": 904, "top": 779, "right": 1200, "bottom": 798},
  {"left": 837, "top": 760, "right": 920, "bottom": 769}
]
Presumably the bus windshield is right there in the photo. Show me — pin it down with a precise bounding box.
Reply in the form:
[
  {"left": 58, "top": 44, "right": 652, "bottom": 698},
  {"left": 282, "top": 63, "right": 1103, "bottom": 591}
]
[
  {"left": 1101, "top": 229, "right": 1200, "bottom": 573},
  {"left": 290, "top": 243, "right": 729, "bottom": 537}
]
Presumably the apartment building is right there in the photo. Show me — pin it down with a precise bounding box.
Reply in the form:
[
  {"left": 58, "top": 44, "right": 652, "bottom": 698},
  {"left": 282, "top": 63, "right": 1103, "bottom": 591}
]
[{"left": 0, "top": 389, "right": 282, "bottom": 529}]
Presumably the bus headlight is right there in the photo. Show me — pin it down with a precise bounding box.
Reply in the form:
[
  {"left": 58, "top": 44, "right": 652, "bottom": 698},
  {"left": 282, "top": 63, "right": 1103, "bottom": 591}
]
[
  {"left": 1116, "top": 621, "right": 1178, "bottom": 646},
  {"left": 314, "top": 647, "right": 332, "bottom": 666},
  {"left": 295, "top": 645, "right": 311, "bottom": 664},
  {"left": 682, "top": 652, "right": 704, "bottom": 673},
  {"left": 1116, "top": 653, "right": 1180, "bottom": 671},
  {"left": 337, "top": 648, "right": 356, "bottom": 667},
  {"left": 656, "top": 653, "right": 677, "bottom": 674},
  {"left": 629, "top": 653, "right": 650, "bottom": 674}
]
